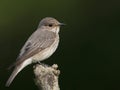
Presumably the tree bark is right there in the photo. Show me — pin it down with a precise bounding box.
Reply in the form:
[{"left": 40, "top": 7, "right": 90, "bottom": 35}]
[{"left": 33, "top": 64, "right": 60, "bottom": 90}]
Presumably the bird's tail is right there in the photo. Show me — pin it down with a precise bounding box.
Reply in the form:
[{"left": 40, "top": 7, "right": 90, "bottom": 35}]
[
  {"left": 5, "top": 64, "right": 24, "bottom": 87},
  {"left": 6, "top": 58, "right": 32, "bottom": 87}
]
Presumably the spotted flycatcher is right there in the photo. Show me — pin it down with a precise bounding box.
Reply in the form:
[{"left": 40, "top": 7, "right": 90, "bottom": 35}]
[{"left": 6, "top": 17, "right": 64, "bottom": 87}]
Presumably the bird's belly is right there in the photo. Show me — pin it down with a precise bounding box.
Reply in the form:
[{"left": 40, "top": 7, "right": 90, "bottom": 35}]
[{"left": 32, "top": 39, "right": 59, "bottom": 63}]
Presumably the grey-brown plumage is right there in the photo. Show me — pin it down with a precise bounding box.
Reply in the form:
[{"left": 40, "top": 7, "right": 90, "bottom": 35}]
[{"left": 6, "top": 17, "right": 64, "bottom": 87}]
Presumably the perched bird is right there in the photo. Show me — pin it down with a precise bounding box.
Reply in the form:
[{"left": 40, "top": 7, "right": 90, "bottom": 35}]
[{"left": 6, "top": 17, "right": 64, "bottom": 87}]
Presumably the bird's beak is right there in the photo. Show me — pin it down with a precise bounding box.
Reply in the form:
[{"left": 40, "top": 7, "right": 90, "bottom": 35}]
[{"left": 58, "top": 23, "right": 66, "bottom": 26}]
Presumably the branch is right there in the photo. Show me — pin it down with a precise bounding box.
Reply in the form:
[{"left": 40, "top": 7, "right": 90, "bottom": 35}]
[{"left": 33, "top": 64, "right": 60, "bottom": 90}]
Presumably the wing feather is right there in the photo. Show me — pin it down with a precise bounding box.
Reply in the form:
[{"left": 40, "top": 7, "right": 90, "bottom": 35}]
[{"left": 14, "top": 29, "right": 56, "bottom": 66}]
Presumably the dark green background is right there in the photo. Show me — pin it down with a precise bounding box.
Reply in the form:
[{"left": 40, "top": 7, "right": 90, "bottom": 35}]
[{"left": 0, "top": 0, "right": 120, "bottom": 90}]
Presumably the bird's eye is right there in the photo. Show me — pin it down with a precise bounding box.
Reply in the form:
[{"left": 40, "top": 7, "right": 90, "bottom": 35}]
[{"left": 48, "top": 24, "right": 53, "bottom": 27}]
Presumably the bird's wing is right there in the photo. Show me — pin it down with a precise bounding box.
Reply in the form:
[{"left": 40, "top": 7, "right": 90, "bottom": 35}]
[{"left": 14, "top": 30, "right": 56, "bottom": 66}]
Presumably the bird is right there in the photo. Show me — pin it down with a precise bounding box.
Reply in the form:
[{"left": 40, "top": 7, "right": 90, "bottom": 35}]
[{"left": 6, "top": 17, "right": 64, "bottom": 87}]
